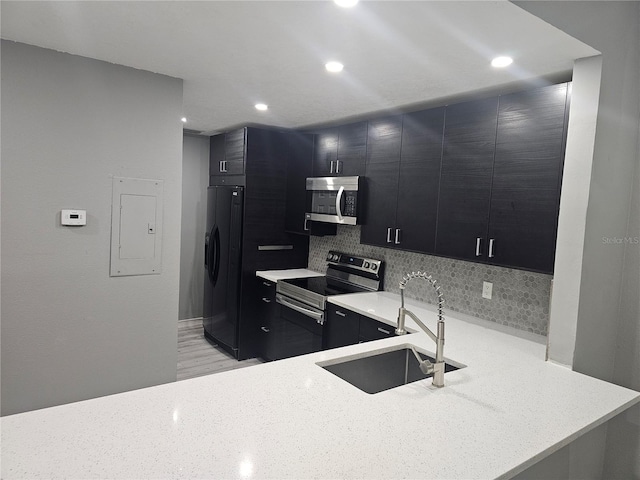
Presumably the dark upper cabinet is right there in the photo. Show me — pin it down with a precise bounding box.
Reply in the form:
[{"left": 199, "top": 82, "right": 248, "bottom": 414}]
[
  {"left": 396, "top": 108, "right": 445, "bottom": 253},
  {"left": 360, "top": 110, "right": 445, "bottom": 253},
  {"left": 487, "top": 83, "right": 569, "bottom": 273},
  {"left": 312, "top": 122, "right": 367, "bottom": 176},
  {"left": 284, "top": 132, "right": 337, "bottom": 237},
  {"left": 312, "top": 127, "right": 338, "bottom": 176},
  {"left": 435, "top": 97, "right": 499, "bottom": 261},
  {"left": 434, "top": 83, "right": 569, "bottom": 273},
  {"left": 360, "top": 116, "right": 403, "bottom": 247},
  {"left": 210, "top": 128, "right": 246, "bottom": 180}
]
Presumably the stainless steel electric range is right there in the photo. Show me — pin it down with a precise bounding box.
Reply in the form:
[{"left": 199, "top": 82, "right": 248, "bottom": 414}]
[{"left": 273, "top": 251, "right": 384, "bottom": 357}]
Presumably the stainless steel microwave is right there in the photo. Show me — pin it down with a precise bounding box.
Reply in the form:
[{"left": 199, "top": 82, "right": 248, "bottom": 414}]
[{"left": 305, "top": 176, "right": 361, "bottom": 225}]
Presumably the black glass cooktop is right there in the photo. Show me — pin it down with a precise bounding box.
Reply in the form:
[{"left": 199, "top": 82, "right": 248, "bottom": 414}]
[{"left": 282, "top": 276, "right": 364, "bottom": 297}]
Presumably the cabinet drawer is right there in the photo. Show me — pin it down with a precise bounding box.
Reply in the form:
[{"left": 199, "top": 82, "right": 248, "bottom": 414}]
[
  {"left": 257, "top": 279, "right": 276, "bottom": 301},
  {"left": 359, "top": 317, "right": 396, "bottom": 342}
]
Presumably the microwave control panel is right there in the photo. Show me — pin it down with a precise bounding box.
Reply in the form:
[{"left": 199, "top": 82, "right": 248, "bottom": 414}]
[
  {"left": 342, "top": 191, "right": 357, "bottom": 217},
  {"left": 311, "top": 190, "right": 357, "bottom": 217}
]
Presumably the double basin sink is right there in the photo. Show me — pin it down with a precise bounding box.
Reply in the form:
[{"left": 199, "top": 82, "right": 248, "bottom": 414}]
[{"left": 317, "top": 343, "right": 464, "bottom": 394}]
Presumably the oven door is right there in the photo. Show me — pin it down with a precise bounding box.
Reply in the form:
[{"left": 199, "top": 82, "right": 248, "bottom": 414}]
[{"left": 275, "top": 294, "right": 324, "bottom": 359}]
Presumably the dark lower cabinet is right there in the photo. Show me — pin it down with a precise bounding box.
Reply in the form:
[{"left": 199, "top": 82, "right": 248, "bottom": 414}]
[
  {"left": 254, "top": 280, "right": 323, "bottom": 361},
  {"left": 255, "top": 279, "right": 278, "bottom": 361},
  {"left": 358, "top": 316, "right": 396, "bottom": 342},
  {"left": 324, "top": 306, "right": 361, "bottom": 349},
  {"left": 324, "top": 305, "right": 400, "bottom": 350}
]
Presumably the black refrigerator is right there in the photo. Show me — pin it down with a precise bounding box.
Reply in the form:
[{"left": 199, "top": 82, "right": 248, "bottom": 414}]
[{"left": 203, "top": 185, "right": 244, "bottom": 356}]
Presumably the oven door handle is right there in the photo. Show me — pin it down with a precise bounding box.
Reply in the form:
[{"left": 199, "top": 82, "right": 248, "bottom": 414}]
[
  {"left": 335, "top": 185, "right": 345, "bottom": 223},
  {"left": 276, "top": 294, "right": 325, "bottom": 324}
]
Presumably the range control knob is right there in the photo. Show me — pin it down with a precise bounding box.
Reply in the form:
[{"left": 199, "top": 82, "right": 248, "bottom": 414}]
[
  {"left": 371, "top": 264, "right": 378, "bottom": 271},
  {"left": 363, "top": 261, "right": 370, "bottom": 268}
]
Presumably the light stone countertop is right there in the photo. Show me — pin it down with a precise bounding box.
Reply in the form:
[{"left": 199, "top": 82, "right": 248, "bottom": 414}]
[
  {"left": 255, "top": 268, "right": 324, "bottom": 283},
  {"left": 2, "top": 292, "right": 639, "bottom": 479}
]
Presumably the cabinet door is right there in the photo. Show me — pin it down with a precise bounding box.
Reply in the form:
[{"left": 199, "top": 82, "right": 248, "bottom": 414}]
[
  {"left": 488, "top": 83, "right": 569, "bottom": 273},
  {"left": 336, "top": 121, "right": 367, "bottom": 176},
  {"left": 209, "top": 134, "right": 225, "bottom": 181},
  {"left": 360, "top": 116, "right": 403, "bottom": 247},
  {"left": 224, "top": 128, "right": 246, "bottom": 175},
  {"left": 286, "top": 133, "right": 337, "bottom": 236},
  {"left": 255, "top": 279, "right": 278, "bottom": 361},
  {"left": 324, "top": 306, "right": 361, "bottom": 350},
  {"left": 435, "top": 97, "right": 499, "bottom": 261},
  {"left": 359, "top": 317, "right": 396, "bottom": 342},
  {"left": 312, "top": 128, "right": 339, "bottom": 176},
  {"left": 396, "top": 108, "right": 445, "bottom": 253}
]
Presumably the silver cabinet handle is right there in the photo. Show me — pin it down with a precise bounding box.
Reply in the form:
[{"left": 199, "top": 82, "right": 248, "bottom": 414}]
[
  {"left": 335, "top": 310, "right": 346, "bottom": 317},
  {"left": 387, "top": 227, "right": 393, "bottom": 243},
  {"left": 261, "top": 297, "right": 271, "bottom": 303},
  {"left": 335, "top": 160, "right": 341, "bottom": 174},
  {"left": 304, "top": 217, "right": 310, "bottom": 231},
  {"left": 260, "top": 326, "right": 270, "bottom": 333},
  {"left": 330, "top": 160, "right": 335, "bottom": 174},
  {"left": 219, "top": 161, "right": 224, "bottom": 173},
  {"left": 395, "top": 228, "right": 401, "bottom": 245},
  {"left": 488, "top": 238, "right": 495, "bottom": 258},
  {"left": 335, "top": 185, "right": 345, "bottom": 223},
  {"left": 262, "top": 281, "right": 272, "bottom": 287},
  {"left": 377, "top": 327, "right": 391, "bottom": 335},
  {"left": 476, "top": 237, "right": 482, "bottom": 257}
]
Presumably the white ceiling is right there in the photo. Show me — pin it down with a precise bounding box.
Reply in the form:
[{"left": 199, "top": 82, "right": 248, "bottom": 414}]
[{"left": 1, "top": 1, "right": 598, "bottom": 134}]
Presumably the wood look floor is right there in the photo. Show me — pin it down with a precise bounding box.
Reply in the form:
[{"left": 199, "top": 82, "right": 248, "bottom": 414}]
[{"left": 177, "top": 318, "right": 263, "bottom": 382}]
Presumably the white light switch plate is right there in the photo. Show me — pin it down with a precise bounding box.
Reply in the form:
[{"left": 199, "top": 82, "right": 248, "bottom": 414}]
[{"left": 482, "top": 281, "right": 493, "bottom": 299}]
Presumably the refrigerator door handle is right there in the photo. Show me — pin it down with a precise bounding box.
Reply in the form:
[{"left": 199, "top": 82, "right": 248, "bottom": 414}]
[
  {"left": 205, "top": 228, "right": 216, "bottom": 284},
  {"left": 212, "top": 225, "right": 221, "bottom": 286}
]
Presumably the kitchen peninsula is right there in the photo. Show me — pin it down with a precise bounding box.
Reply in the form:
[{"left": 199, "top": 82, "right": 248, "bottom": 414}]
[{"left": 2, "top": 292, "right": 638, "bottom": 479}]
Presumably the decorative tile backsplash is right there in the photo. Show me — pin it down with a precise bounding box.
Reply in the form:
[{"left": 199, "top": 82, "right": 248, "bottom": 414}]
[{"left": 309, "top": 226, "right": 552, "bottom": 336}]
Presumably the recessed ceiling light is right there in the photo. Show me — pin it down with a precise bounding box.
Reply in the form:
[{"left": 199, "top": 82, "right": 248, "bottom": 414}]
[
  {"left": 491, "top": 56, "right": 513, "bottom": 68},
  {"left": 325, "top": 61, "right": 344, "bottom": 73},
  {"left": 181, "top": 117, "right": 187, "bottom": 123},
  {"left": 255, "top": 103, "right": 268, "bottom": 111},
  {"left": 334, "top": 0, "right": 358, "bottom": 7}
]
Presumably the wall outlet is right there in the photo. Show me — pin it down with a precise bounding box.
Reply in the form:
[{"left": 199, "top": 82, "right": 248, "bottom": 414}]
[{"left": 482, "top": 281, "right": 493, "bottom": 299}]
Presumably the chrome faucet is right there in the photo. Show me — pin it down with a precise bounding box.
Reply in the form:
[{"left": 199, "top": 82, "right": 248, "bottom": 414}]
[{"left": 396, "top": 272, "right": 446, "bottom": 388}]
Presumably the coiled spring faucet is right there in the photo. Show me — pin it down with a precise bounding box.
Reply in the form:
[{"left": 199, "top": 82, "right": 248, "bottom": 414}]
[{"left": 396, "top": 272, "right": 446, "bottom": 388}]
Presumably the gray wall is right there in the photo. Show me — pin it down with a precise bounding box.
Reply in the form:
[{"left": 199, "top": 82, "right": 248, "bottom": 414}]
[
  {"left": 179, "top": 135, "right": 209, "bottom": 320},
  {"left": 1, "top": 42, "right": 183, "bottom": 416},
  {"left": 515, "top": 2, "right": 640, "bottom": 478},
  {"left": 309, "top": 227, "right": 552, "bottom": 336}
]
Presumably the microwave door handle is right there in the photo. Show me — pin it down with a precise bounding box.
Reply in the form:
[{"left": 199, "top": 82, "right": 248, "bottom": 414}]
[{"left": 335, "top": 185, "right": 345, "bottom": 223}]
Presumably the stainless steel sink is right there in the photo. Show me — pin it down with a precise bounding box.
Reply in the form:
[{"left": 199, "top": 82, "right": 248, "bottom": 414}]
[{"left": 317, "top": 344, "right": 464, "bottom": 394}]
